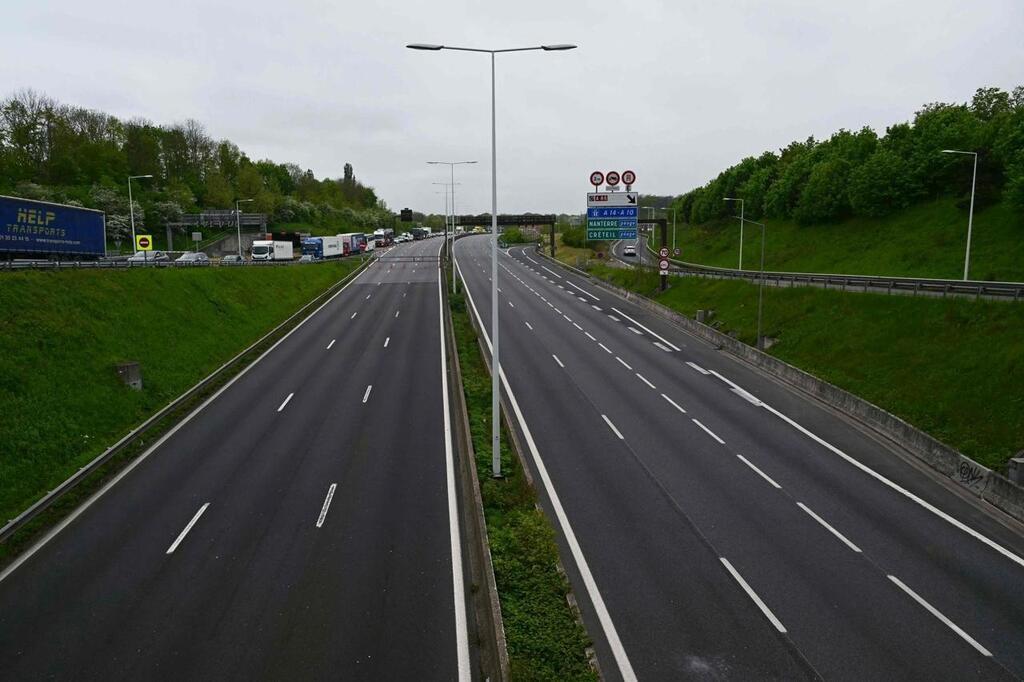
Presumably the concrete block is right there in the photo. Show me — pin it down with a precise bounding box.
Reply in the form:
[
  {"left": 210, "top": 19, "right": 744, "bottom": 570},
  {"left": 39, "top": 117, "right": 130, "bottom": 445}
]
[{"left": 116, "top": 362, "right": 142, "bottom": 390}]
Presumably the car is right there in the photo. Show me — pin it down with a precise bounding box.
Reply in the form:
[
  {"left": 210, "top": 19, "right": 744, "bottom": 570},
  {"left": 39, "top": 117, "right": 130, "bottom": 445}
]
[
  {"left": 623, "top": 244, "right": 637, "bottom": 257},
  {"left": 174, "top": 251, "right": 209, "bottom": 265},
  {"left": 298, "top": 254, "right": 317, "bottom": 263},
  {"left": 126, "top": 250, "right": 169, "bottom": 263},
  {"left": 220, "top": 254, "right": 244, "bottom": 265}
]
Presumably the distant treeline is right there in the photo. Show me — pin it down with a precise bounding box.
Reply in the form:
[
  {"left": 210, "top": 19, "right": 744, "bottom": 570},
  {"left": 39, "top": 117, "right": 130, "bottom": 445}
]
[
  {"left": 675, "top": 86, "right": 1024, "bottom": 225},
  {"left": 0, "top": 89, "right": 393, "bottom": 240}
]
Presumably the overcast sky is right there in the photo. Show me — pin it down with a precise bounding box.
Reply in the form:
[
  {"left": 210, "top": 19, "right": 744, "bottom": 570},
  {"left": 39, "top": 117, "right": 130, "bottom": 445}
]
[{"left": 4, "top": 0, "right": 1022, "bottom": 214}]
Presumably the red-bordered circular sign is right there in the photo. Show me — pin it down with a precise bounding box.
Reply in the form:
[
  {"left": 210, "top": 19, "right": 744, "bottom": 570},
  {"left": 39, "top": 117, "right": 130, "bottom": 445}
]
[
  {"left": 606, "top": 171, "right": 621, "bottom": 186},
  {"left": 138, "top": 236, "right": 151, "bottom": 248},
  {"left": 589, "top": 171, "right": 605, "bottom": 187},
  {"left": 622, "top": 169, "right": 636, "bottom": 185}
]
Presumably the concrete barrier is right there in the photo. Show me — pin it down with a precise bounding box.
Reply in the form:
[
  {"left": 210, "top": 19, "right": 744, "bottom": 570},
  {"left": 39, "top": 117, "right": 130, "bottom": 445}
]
[{"left": 536, "top": 248, "right": 1024, "bottom": 524}]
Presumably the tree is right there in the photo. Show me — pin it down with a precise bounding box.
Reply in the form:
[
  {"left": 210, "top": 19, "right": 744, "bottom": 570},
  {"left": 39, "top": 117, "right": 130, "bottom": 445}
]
[
  {"left": 848, "top": 149, "right": 912, "bottom": 217},
  {"left": 793, "top": 159, "right": 852, "bottom": 224}
]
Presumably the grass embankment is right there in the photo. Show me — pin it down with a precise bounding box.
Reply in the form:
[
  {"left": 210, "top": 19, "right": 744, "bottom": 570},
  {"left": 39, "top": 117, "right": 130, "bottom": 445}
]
[
  {"left": 0, "top": 260, "right": 360, "bottom": 530},
  {"left": 551, "top": 238, "right": 1024, "bottom": 471},
  {"left": 449, "top": 287, "right": 596, "bottom": 681},
  {"left": 654, "top": 198, "right": 1024, "bottom": 281}
]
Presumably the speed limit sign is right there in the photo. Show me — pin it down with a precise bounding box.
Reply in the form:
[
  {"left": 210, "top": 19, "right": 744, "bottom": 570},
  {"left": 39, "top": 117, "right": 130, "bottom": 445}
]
[{"left": 659, "top": 247, "right": 669, "bottom": 258}]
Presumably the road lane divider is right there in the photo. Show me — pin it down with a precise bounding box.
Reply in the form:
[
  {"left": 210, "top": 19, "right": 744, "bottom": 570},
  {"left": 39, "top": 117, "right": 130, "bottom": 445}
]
[
  {"left": 692, "top": 419, "right": 725, "bottom": 444},
  {"left": 796, "top": 502, "right": 861, "bottom": 552},
  {"left": 598, "top": 343, "right": 613, "bottom": 354},
  {"left": 720, "top": 557, "right": 787, "bottom": 633},
  {"left": 384, "top": 336, "right": 390, "bottom": 348},
  {"left": 887, "top": 575, "right": 991, "bottom": 657},
  {"left": 636, "top": 373, "right": 657, "bottom": 390},
  {"left": 602, "top": 415, "right": 624, "bottom": 440},
  {"left": 166, "top": 503, "right": 210, "bottom": 554},
  {"left": 362, "top": 385, "right": 373, "bottom": 404},
  {"left": 609, "top": 307, "right": 682, "bottom": 351},
  {"left": 326, "top": 339, "right": 336, "bottom": 350},
  {"left": 316, "top": 484, "right": 337, "bottom": 528},
  {"left": 615, "top": 357, "right": 633, "bottom": 370},
  {"left": 686, "top": 361, "right": 711, "bottom": 375},
  {"left": 553, "top": 355, "right": 565, "bottom": 369},
  {"left": 736, "top": 454, "right": 781, "bottom": 489},
  {"left": 567, "top": 280, "right": 599, "bottom": 301},
  {"left": 661, "top": 393, "right": 687, "bottom": 414},
  {"left": 277, "top": 392, "right": 294, "bottom": 412}
]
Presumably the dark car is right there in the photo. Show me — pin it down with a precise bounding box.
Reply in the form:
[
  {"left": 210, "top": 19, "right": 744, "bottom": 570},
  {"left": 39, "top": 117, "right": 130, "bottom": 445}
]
[{"left": 174, "top": 252, "right": 210, "bottom": 265}]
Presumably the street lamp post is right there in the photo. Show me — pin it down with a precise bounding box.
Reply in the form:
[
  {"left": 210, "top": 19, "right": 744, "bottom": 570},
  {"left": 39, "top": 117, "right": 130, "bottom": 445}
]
[
  {"left": 235, "top": 198, "right": 254, "bottom": 258},
  {"left": 409, "top": 42, "right": 576, "bottom": 479},
  {"left": 127, "top": 174, "right": 153, "bottom": 253},
  {"left": 942, "top": 150, "right": 979, "bottom": 281},
  {"left": 428, "top": 160, "right": 477, "bottom": 291},
  {"left": 736, "top": 217, "right": 768, "bottom": 350},
  {"left": 723, "top": 197, "right": 745, "bottom": 269}
]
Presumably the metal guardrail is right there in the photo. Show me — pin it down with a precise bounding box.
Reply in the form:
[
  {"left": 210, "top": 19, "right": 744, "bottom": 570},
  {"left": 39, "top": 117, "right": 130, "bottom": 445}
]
[
  {"left": 0, "top": 256, "right": 373, "bottom": 544},
  {"left": 637, "top": 241, "right": 1024, "bottom": 301},
  {"left": 0, "top": 254, "right": 369, "bottom": 271}
]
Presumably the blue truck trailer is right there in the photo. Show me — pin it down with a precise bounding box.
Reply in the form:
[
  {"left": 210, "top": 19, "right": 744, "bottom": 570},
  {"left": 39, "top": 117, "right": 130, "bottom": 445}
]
[{"left": 0, "top": 195, "right": 106, "bottom": 259}]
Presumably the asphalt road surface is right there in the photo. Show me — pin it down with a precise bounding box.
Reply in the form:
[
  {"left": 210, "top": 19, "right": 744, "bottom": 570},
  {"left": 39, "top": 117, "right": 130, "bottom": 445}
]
[
  {"left": 455, "top": 235, "right": 1024, "bottom": 681},
  {"left": 0, "top": 237, "right": 474, "bottom": 681}
]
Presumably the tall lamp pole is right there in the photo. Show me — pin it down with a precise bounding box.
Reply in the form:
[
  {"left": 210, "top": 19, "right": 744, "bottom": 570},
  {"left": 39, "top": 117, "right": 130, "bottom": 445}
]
[
  {"left": 235, "top": 198, "right": 254, "bottom": 258},
  {"left": 941, "top": 150, "right": 978, "bottom": 280},
  {"left": 723, "top": 197, "right": 745, "bottom": 270},
  {"left": 127, "top": 174, "right": 153, "bottom": 252},
  {"left": 409, "top": 42, "right": 577, "bottom": 479},
  {"left": 737, "top": 217, "right": 768, "bottom": 350}
]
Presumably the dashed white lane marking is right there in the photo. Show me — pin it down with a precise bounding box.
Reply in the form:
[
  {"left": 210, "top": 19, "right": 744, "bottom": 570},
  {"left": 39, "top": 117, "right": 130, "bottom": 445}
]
[
  {"left": 277, "top": 393, "right": 294, "bottom": 412},
  {"left": 686, "top": 361, "right": 711, "bottom": 375},
  {"left": 578, "top": 297, "right": 588, "bottom": 303},
  {"left": 720, "top": 557, "right": 787, "bottom": 633},
  {"left": 567, "top": 280, "right": 600, "bottom": 300},
  {"left": 351, "top": 312, "right": 358, "bottom": 320},
  {"left": 573, "top": 322, "right": 583, "bottom": 331},
  {"left": 384, "top": 336, "right": 390, "bottom": 348},
  {"left": 525, "top": 321, "right": 534, "bottom": 330},
  {"left": 653, "top": 342, "right": 673, "bottom": 353},
  {"left": 316, "top": 483, "right": 338, "bottom": 528},
  {"left": 395, "top": 310, "right": 401, "bottom": 318},
  {"left": 326, "top": 339, "right": 336, "bottom": 350},
  {"left": 797, "top": 502, "right": 862, "bottom": 553},
  {"left": 602, "top": 414, "right": 624, "bottom": 440},
  {"left": 616, "top": 357, "right": 633, "bottom": 370},
  {"left": 599, "top": 343, "right": 613, "bottom": 354},
  {"left": 592, "top": 305, "right": 603, "bottom": 312},
  {"left": 552, "top": 354, "right": 565, "bottom": 368},
  {"left": 736, "top": 454, "right": 781, "bottom": 489},
  {"left": 366, "top": 294, "right": 372, "bottom": 300},
  {"left": 636, "top": 373, "right": 657, "bottom": 390},
  {"left": 508, "top": 300, "right": 515, "bottom": 308},
  {"left": 610, "top": 307, "right": 683, "bottom": 351},
  {"left": 627, "top": 326, "right": 643, "bottom": 335},
  {"left": 887, "top": 575, "right": 991, "bottom": 656},
  {"left": 692, "top": 419, "right": 725, "bottom": 444},
  {"left": 608, "top": 315, "right": 620, "bottom": 322},
  {"left": 558, "top": 284, "right": 565, "bottom": 289},
  {"left": 166, "top": 503, "right": 210, "bottom": 554},
  {"left": 585, "top": 332, "right": 596, "bottom": 341},
  {"left": 362, "top": 384, "right": 373, "bottom": 403},
  {"left": 661, "top": 393, "right": 687, "bottom": 414}
]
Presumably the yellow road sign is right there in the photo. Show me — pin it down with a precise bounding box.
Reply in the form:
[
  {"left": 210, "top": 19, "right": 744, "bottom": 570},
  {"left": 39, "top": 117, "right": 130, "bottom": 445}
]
[{"left": 135, "top": 234, "right": 153, "bottom": 251}]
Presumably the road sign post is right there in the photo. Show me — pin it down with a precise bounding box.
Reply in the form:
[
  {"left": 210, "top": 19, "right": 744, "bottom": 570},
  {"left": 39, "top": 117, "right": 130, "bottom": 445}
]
[
  {"left": 135, "top": 234, "right": 152, "bottom": 263},
  {"left": 192, "top": 231, "right": 202, "bottom": 252},
  {"left": 586, "top": 189, "right": 638, "bottom": 241},
  {"left": 660, "top": 221, "right": 668, "bottom": 290}
]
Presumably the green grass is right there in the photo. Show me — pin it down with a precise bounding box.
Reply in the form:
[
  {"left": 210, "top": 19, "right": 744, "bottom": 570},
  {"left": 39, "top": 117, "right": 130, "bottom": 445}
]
[
  {"left": 0, "top": 260, "right": 361, "bottom": 527},
  {"left": 654, "top": 198, "right": 1024, "bottom": 282},
  {"left": 449, "top": 287, "right": 596, "bottom": 681},
  {"left": 584, "top": 261, "right": 1024, "bottom": 471}
]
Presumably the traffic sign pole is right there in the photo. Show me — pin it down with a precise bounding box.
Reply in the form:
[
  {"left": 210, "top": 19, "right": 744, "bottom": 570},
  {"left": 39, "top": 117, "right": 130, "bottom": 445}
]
[{"left": 660, "top": 221, "right": 668, "bottom": 291}]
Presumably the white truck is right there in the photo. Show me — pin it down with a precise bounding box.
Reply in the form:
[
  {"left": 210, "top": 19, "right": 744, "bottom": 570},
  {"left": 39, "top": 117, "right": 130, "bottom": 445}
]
[{"left": 251, "top": 240, "right": 294, "bottom": 261}]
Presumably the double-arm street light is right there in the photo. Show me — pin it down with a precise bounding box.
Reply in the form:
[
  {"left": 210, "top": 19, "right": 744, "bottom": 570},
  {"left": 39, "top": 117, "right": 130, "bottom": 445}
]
[
  {"left": 235, "top": 198, "right": 254, "bottom": 258},
  {"left": 408, "top": 42, "right": 576, "bottom": 479},
  {"left": 723, "top": 197, "right": 745, "bottom": 270},
  {"left": 941, "top": 149, "right": 979, "bottom": 281},
  {"left": 127, "top": 174, "right": 153, "bottom": 251}
]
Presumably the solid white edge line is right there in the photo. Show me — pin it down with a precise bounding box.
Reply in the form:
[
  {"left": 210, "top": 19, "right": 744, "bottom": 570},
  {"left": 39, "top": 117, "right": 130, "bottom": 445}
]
[
  {"left": 661, "top": 393, "right": 687, "bottom": 414},
  {"left": 796, "top": 502, "right": 861, "bottom": 552},
  {"left": 720, "top": 557, "right": 787, "bottom": 633},
  {"left": 552, "top": 354, "right": 565, "bottom": 368},
  {"left": 326, "top": 339, "right": 336, "bottom": 350},
  {"left": 455, "top": 251, "right": 637, "bottom": 681},
  {"left": 0, "top": 261, "right": 371, "bottom": 584},
  {"left": 692, "top": 418, "right": 725, "bottom": 444},
  {"left": 759, "top": 401, "right": 1024, "bottom": 569},
  {"left": 166, "top": 502, "right": 210, "bottom": 554},
  {"left": 442, "top": 243, "right": 472, "bottom": 680},
  {"left": 541, "top": 265, "right": 563, "bottom": 279},
  {"left": 277, "top": 392, "right": 294, "bottom": 412},
  {"left": 610, "top": 307, "right": 682, "bottom": 351},
  {"left": 566, "top": 279, "right": 600, "bottom": 301},
  {"left": 615, "top": 356, "right": 633, "bottom": 370},
  {"left": 602, "top": 414, "right": 625, "bottom": 440},
  {"left": 362, "top": 385, "right": 372, "bottom": 404},
  {"left": 887, "top": 575, "right": 992, "bottom": 657},
  {"left": 316, "top": 483, "right": 337, "bottom": 528},
  {"left": 736, "top": 454, "right": 782, "bottom": 489},
  {"left": 636, "top": 373, "right": 656, "bottom": 390}
]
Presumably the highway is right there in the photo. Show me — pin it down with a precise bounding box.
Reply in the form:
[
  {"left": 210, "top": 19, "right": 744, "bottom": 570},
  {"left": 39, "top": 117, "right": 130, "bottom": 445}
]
[
  {"left": 0, "top": 237, "right": 474, "bottom": 681},
  {"left": 455, "top": 234, "right": 1024, "bottom": 681}
]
